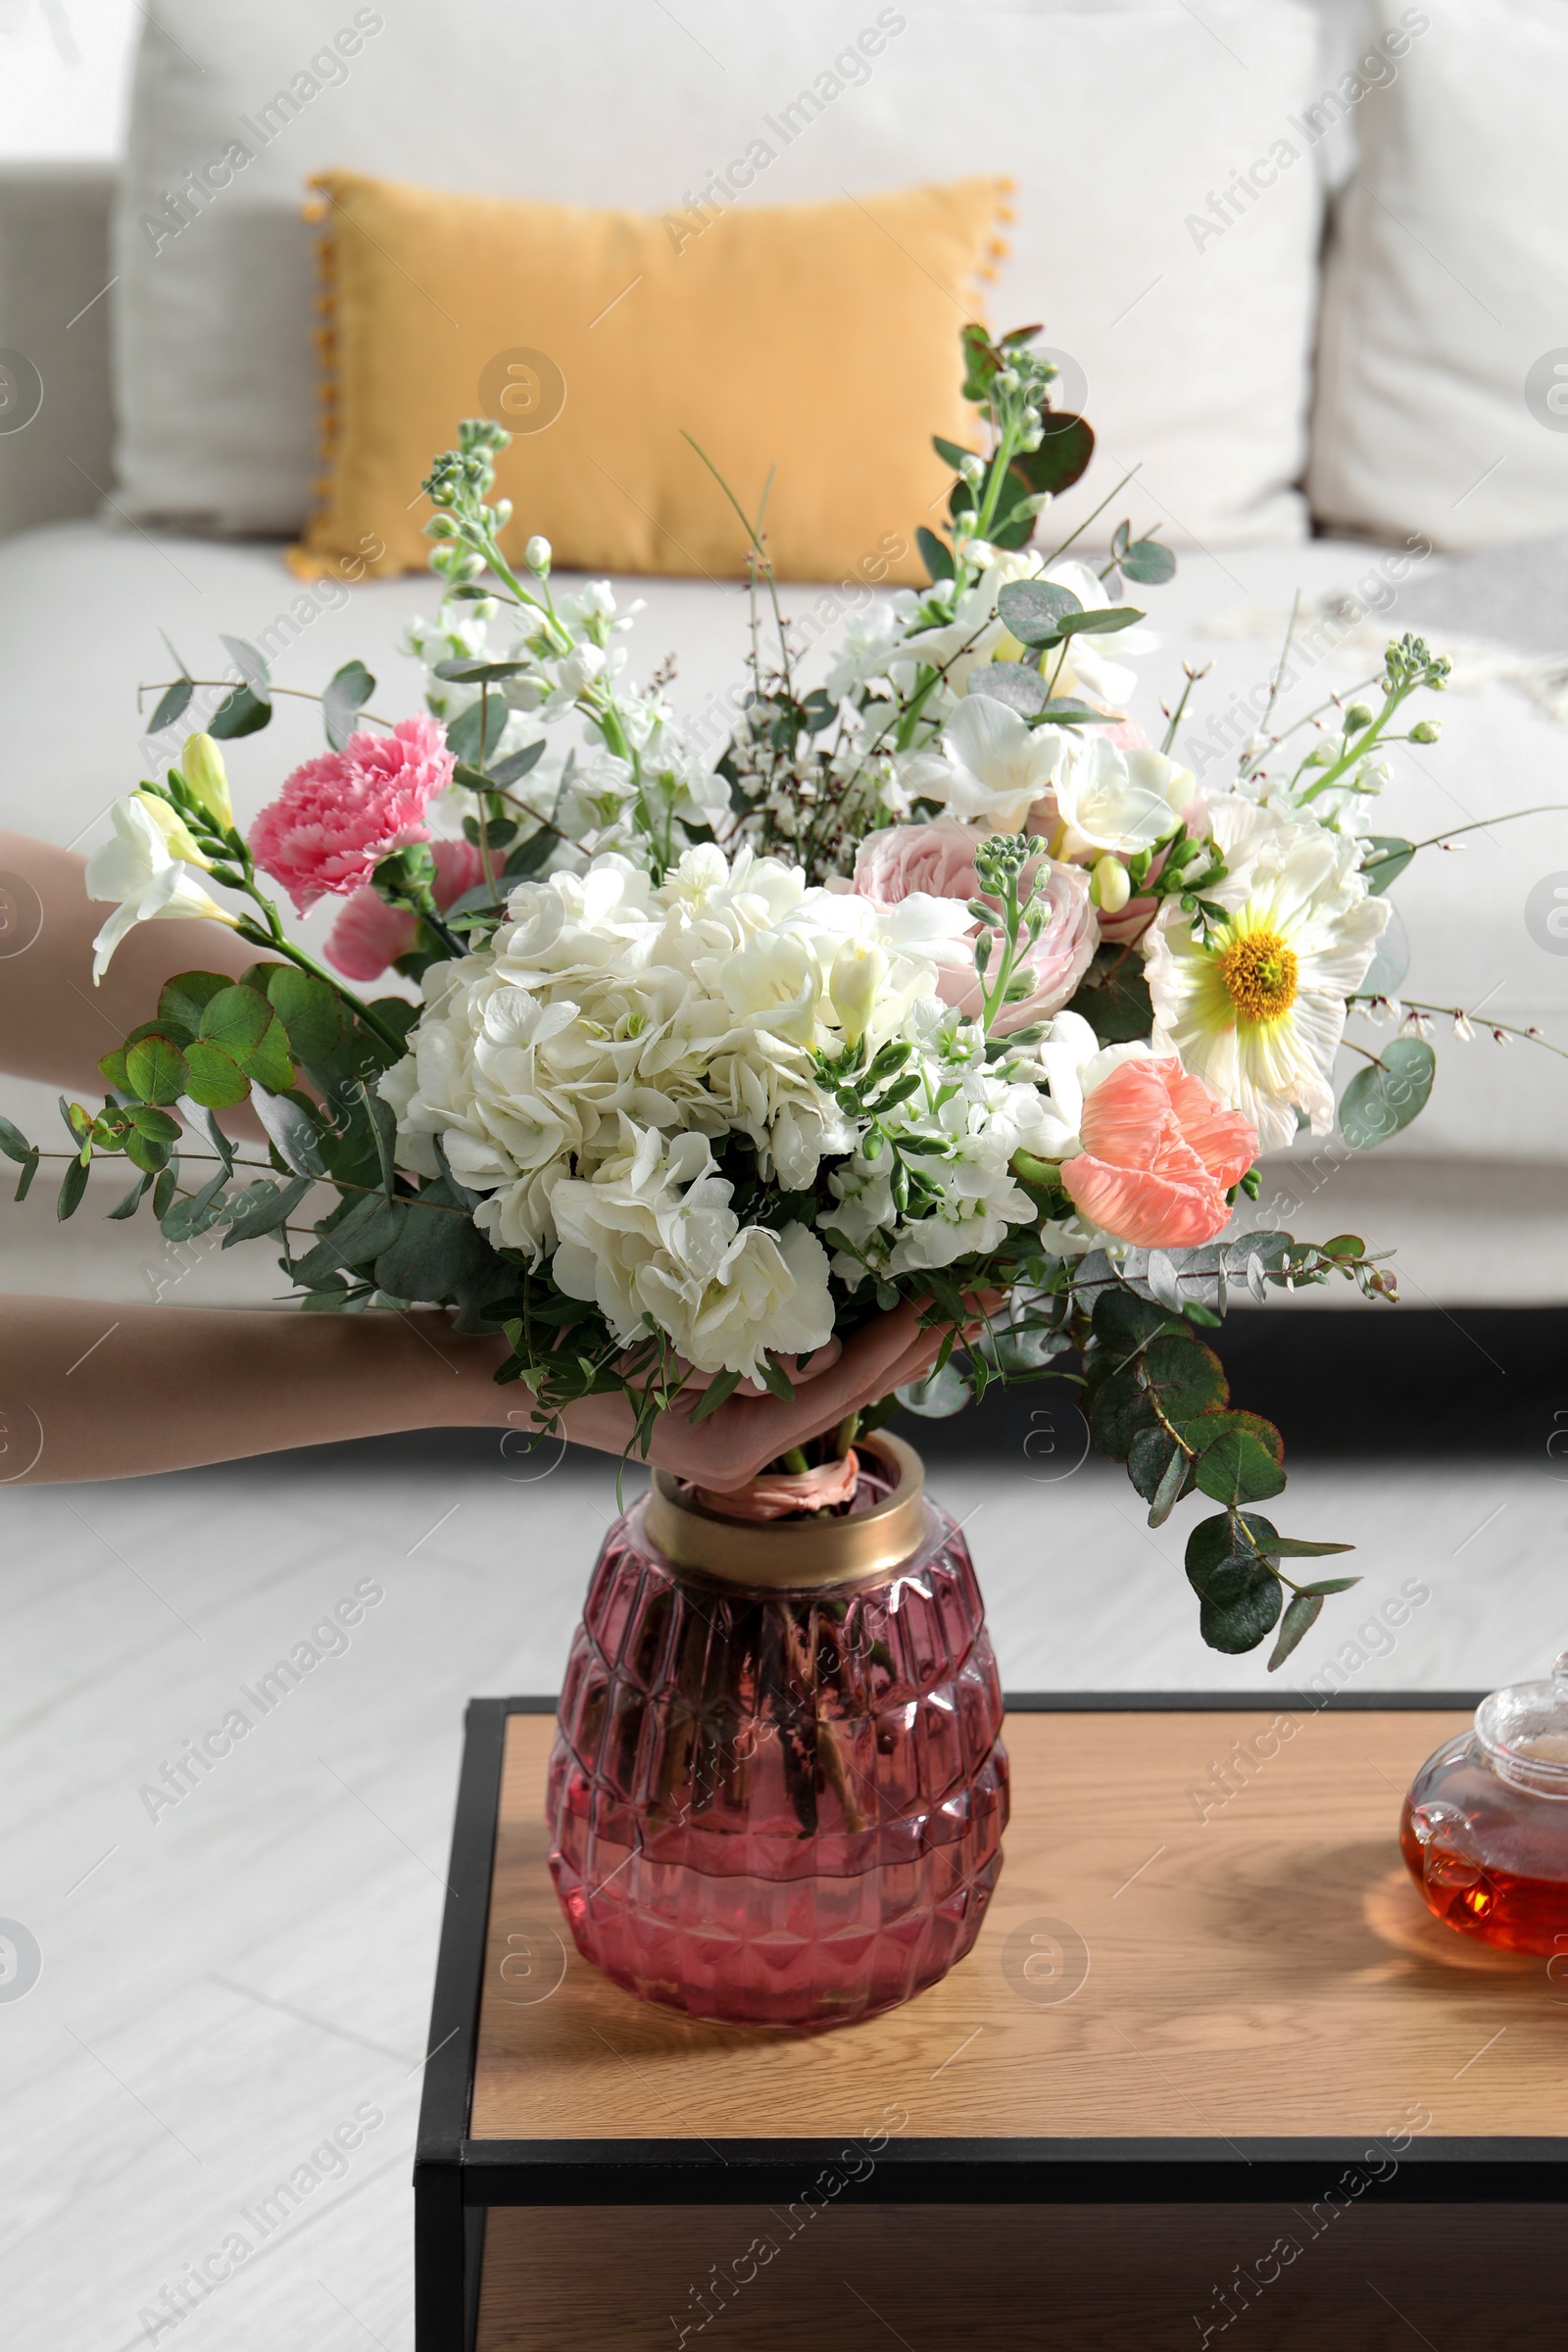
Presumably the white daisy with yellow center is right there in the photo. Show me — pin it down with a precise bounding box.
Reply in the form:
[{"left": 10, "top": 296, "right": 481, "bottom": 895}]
[{"left": 1142, "top": 798, "right": 1389, "bottom": 1152}]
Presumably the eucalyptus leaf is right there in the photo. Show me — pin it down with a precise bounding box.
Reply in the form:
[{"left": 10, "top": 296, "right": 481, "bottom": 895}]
[
  {"left": 181, "top": 1043, "right": 250, "bottom": 1109},
  {"left": 148, "top": 677, "right": 194, "bottom": 732},
  {"left": 261, "top": 965, "right": 344, "bottom": 1065},
  {"left": 1267, "top": 1590, "right": 1323, "bottom": 1672},
  {"left": 1360, "top": 836, "right": 1414, "bottom": 896},
  {"left": 56, "top": 1156, "right": 90, "bottom": 1220},
  {"left": 161, "top": 1166, "right": 230, "bottom": 1244},
  {"left": 996, "top": 579, "right": 1083, "bottom": 647},
  {"left": 1190, "top": 1412, "right": 1287, "bottom": 1505},
  {"left": 489, "top": 740, "right": 548, "bottom": 788},
  {"left": 1012, "top": 415, "right": 1094, "bottom": 499},
  {"left": 1065, "top": 944, "right": 1154, "bottom": 1045},
  {"left": 1147, "top": 1440, "right": 1190, "bottom": 1528},
  {"left": 432, "top": 658, "right": 533, "bottom": 683},
  {"left": 898, "top": 1360, "right": 971, "bottom": 1418},
  {"left": 220, "top": 634, "right": 271, "bottom": 699},
  {"left": 322, "top": 660, "right": 375, "bottom": 751},
  {"left": 1054, "top": 605, "right": 1145, "bottom": 638},
  {"left": 0, "top": 1112, "right": 33, "bottom": 1165},
  {"left": 219, "top": 1172, "right": 314, "bottom": 1246},
  {"left": 1361, "top": 905, "right": 1410, "bottom": 999},
  {"left": 124, "top": 1034, "right": 191, "bottom": 1107},
  {"left": 1339, "top": 1038, "right": 1435, "bottom": 1151},
  {"left": 967, "top": 662, "right": 1048, "bottom": 716},
  {"left": 1120, "top": 539, "right": 1176, "bottom": 585},
  {"left": 371, "top": 1182, "right": 485, "bottom": 1299},
  {"left": 108, "top": 1173, "right": 152, "bottom": 1221},
  {"left": 207, "top": 683, "right": 271, "bottom": 739},
  {"left": 916, "top": 525, "right": 955, "bottom": 583},
  {"left": 251, "top": 1087, "right": 326, "bottom": 1179},
  {"left": 14, "top": 1149, "right": 39, "bottom": 1201}
]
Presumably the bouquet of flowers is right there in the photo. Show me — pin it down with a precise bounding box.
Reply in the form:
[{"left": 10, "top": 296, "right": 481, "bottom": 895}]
[{"left": 10, "top": 322, "right": 1516, "bottom": 1666}]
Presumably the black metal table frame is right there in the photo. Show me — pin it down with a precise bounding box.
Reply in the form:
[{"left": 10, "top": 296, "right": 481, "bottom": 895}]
[{"left": 413, "top": 1690, "right": 1567, "bottom": 2352}]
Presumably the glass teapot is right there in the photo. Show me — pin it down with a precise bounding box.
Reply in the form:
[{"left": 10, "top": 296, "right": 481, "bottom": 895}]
[{"left": 1401, "top": 1651, "right": 1568, "bottom": 1955}]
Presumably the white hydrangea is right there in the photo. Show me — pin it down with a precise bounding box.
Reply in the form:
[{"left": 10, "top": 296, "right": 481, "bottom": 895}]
[{"left": 380, "top": 845, "right": 978, "bottom": 1375}]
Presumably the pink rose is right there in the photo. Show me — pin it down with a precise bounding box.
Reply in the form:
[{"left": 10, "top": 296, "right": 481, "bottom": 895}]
[
  {"left": 249, "top": 715, "right": 456, "bottom": 914},
  {"left": 1062, "top": 1055, "right": 1256, "bottom": 1249},
  {"left": 853, "top": 817, "right": 1097, "bottom": 1033},
  {"left": 324, "top": 838, "right": 491, "bottom": 981}
]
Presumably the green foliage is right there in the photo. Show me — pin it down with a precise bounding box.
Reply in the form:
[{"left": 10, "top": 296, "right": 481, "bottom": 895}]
[
  {"left": 1188, "top": 1410, "right": 1287, "bottom": 1504},
  {"left": 996, "top": 579, "right": 1082, "bottom": 646},
  {"left": 181, "top": 1044, "right": 252, "bottom": 1108},
  {"left": 56, "top": 1156, "right": 90, "bottom": 1220},
  {"left": 1340, "top": 1038, "right": 1435, "bottom": 1150},
  {"left": 370, "top": 1175, "right": 487, "bottom": 1300},
  {"left": 157, "top": 970, "right": 233, "bottom": 1034},
  {"left": 1359, "top": 836, "right": 1414, "bottom": 896},
  {"left": 322, "top": 660, "right": 375, "bottom": 750},
  {"left": 148, "top": 677, "right": 194, "bottom": 732},
  {"left": 220, "top": 1173, "right": 314, "bottom": 1246},
  {"left": 915, "top": 525, "right": 954, "bottom": 583},
  {"left": 124, "top": 1034, "right": 190, "bottom": 1106},
  {"left": 207, "top": 683, "right": 271, "bottom": 739},
  {"left": 1064, "top": 945, "right": 1155, "bottom": 1045}
]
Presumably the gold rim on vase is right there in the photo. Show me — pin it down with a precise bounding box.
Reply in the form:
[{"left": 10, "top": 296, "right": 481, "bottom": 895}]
[{"left": 644, "top": 1433, "right": 928, "bottom": 1591}]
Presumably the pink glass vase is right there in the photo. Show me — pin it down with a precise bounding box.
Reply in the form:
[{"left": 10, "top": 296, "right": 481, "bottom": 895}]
[{"left": 546, "top": 1435, "right": 1008, "bottom": 2032}]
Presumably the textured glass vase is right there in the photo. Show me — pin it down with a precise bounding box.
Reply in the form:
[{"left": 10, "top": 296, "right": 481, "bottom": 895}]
[{"left": 546, "top": 1436, "right": 1008, "bottom": 2031}]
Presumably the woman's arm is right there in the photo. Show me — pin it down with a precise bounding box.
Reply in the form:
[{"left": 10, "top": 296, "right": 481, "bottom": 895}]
[
  {"left": 0, "top": 1298, "right": 941, "bottom": 1487},
  {"left": 0, "top": 828, "right": 259, "bottom": 1098}
]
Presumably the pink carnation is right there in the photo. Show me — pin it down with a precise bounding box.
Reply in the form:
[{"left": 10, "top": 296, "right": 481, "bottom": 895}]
[
  {"left": 853, "top": 816, "right": 1097, "bottom": 1033},
  {"left": 1062, "top": 1055, "right": 1256, "bottom": 1250},
  {"left": 324, "top": 839, "right": 491, "bottom": 981},
  {"left": 249, "top": 716, "right": 456, "bottom": 914}
]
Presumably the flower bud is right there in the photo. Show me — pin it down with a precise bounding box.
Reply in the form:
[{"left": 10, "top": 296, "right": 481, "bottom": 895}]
[
  {"left": 1344, "top": 703, "right": 1375, "bottom": 732},
  {"left": 524, "top": 534, "right": 553, "bottom": 573},
  {"left": 829, "top": 939, "right": 887, "bottom": 1048},
  {"left": 179, "top": 733, "right": 233, "bottom": 830},
  {"left": 134, "top": 789, "right": 211, "bottom": 867},
  {"left": 1409, "top": 718, "right": 1442, "bottom": 743},
  {"left": 1089, "top": 854, "right": 1131, "bottom": 913}
]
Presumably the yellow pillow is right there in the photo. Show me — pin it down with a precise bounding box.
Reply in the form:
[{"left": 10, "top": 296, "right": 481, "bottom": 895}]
[{"left": 291, "top": 169, "right": 1009, "bottom": 586}]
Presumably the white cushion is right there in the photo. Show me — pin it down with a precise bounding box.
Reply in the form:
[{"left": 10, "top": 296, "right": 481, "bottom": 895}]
[
  {"left": 1308, "top": 0, "right": 1568, "bottom": 549},
  {"left": 112, "top": 0, "right": 1325, "bottom": 554}
]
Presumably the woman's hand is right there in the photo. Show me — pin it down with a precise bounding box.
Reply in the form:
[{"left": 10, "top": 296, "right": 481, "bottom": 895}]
[{"left": 551, "top": 1301, "right": 955, "bottom": 1491}]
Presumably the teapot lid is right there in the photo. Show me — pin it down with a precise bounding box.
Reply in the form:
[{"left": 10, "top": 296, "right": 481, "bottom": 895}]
[{"left": 1475, "top": 1650, "right": 1568, "bottom": 1797}]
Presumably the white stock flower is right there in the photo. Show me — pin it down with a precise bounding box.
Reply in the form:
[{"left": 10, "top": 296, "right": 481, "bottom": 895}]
[
  {"left": 901, "top": 696, "right": 1068, "bottom": 828},
  {"left": 1143, "top": 797, "right": 1389, "bottom": 1152},
  {"left": 1052, "top": 737, "right": 1195, "bottom": 857},
  {"left": 84, "top": 795, "right": 239, "bottom": 983}
]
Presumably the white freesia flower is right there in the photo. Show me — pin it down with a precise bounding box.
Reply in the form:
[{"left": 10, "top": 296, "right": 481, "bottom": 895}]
[
  {"left": 551, "top": 1121, "right": 835, "bottom": 1379},
  {"left": 84, "top": 795, "right": 239, "bottom": 983},
  {"left": 1143, "top": 796, "right": 1389, "bottom": 1152},
  {"left": 1052, "top": 737, "right": 1195, "bottom": 857},
  {"left": 901, "top": 697, "right": 1069, "bottom": 828}
]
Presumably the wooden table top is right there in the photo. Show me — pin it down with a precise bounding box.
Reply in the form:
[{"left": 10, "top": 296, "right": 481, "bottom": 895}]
[{"left": 469, "top": 1705, "right": 1568, "bottom": 2145}]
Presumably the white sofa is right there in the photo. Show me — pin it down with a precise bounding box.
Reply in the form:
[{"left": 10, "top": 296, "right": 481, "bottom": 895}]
[{"left": 2, "top": 0, "right": 1565, "bottom": 1306}]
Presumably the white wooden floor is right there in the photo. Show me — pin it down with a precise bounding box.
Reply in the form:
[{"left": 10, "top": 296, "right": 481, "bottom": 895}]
[{"left": 2, "top": 1436, "right": 1564, "bottom": 2349}]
